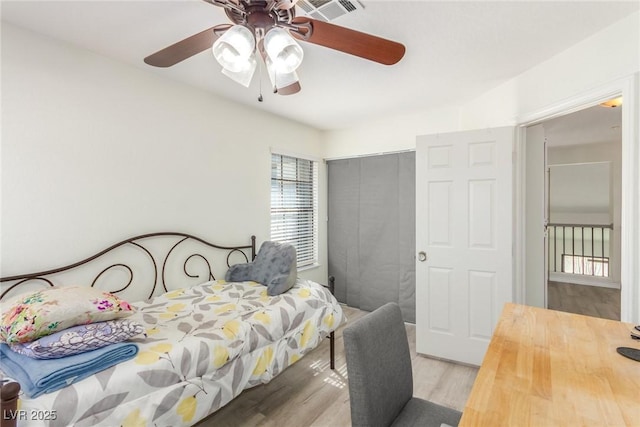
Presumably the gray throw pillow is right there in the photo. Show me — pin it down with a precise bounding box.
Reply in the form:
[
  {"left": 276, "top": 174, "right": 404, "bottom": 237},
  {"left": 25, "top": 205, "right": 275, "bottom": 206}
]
[{"left": 225, "top": 241, "right": 297, "bottom": 296}]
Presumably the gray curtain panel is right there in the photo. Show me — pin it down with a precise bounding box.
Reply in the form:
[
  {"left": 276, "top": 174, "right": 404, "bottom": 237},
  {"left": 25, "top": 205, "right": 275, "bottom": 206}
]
[{"left": 327, "top": 152, "right": 416, "bottom": 323}]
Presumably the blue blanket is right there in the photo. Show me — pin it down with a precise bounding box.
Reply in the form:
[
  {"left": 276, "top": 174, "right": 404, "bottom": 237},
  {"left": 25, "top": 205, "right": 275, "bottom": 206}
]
[{"left": 0, "top": 342, "right": 138, "bottom": 398}]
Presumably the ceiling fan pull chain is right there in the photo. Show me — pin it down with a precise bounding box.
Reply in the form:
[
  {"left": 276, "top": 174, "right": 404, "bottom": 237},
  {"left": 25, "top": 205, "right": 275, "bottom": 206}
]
[
  {"left": 273, "top": 68, "right": 278, "bottom": 94},
  {"left": 258, "top": 55, "right": 264, "bottom": 102}
]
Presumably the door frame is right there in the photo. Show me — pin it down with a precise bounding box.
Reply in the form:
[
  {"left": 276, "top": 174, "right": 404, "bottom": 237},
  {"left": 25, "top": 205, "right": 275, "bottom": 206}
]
[{"left": 514, "top": 74, "right": 639, "bottom": 323}]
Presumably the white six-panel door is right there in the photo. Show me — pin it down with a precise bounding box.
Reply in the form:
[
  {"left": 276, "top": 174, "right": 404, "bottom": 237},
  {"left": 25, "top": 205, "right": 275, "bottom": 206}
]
[{"left": 416, "top": 127, "right": 514, "bottom": 365}]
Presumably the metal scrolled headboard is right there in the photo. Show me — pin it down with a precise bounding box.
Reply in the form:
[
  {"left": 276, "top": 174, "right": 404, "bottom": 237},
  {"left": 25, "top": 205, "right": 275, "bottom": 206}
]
[{"left": 0, "top": 232, "right": 256, "bottom": 301}]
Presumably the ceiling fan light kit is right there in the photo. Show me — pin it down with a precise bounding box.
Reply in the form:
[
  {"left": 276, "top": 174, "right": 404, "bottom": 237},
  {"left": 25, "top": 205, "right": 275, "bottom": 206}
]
[
  {"left": 266, "top": 57, "right": 299, "bottom": 91},
  {"left": 212, "top": 24, "right": 255, "bottom": 72},
  {"left": 221, "top": 54, "right": 257, "bottom": 87},
  {"left": 144, "top": 0, "right": 406, "bottom": 97},
  {"left": 263, "top": 27, "right": 304, "bottom": 73}
]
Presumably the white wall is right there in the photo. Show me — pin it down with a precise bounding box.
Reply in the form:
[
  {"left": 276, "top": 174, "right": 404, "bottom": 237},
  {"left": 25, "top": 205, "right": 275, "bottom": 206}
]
[
  {"left": 548, "top": 161, "right": 612, "bottom": 224},
  {"left": 548, "top": 162, "right": 611, "bottom": 219},
  {"left": 0, "top": 23, "right": 328, "bottom": 287},
  {"left": 322, "top": 107, "right": 460, "bottom": 159},
  {"left": 524, "top": 124, "right": 546, "bottom": 307}
]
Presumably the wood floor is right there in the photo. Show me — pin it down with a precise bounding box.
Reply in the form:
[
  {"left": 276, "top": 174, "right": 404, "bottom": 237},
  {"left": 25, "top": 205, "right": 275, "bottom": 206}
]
[
  {"left": 547, "top": 281, "right": 620, "bottom": 320},
  {"left": 196, "top": 305, "right": 478, "bottom": 427}
]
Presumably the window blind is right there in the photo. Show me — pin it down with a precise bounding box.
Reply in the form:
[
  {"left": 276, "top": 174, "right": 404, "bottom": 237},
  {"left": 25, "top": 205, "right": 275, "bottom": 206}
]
[{"left": 270, "top": 153, "right": 318, "bottom": 268}]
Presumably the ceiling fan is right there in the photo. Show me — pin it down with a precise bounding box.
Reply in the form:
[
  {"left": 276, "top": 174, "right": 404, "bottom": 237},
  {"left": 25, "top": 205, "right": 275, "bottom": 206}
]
[{"left": 144, "top": 0, "right": 406, "bottom": 96}]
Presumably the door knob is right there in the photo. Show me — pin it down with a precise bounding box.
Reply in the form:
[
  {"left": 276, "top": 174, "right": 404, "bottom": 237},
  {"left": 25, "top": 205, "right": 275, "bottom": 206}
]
[{"left": 418, "top": 251, "right": 427, "bottom": 262}]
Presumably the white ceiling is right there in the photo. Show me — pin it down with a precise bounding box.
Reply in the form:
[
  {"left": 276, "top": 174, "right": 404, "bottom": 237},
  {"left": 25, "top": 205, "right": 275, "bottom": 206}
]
[
  {"left": 1, "top": 0, "right": 638, "bottom": 130},
  {"left": 545, "top": 102, "right": 622, "bottom": 147}
]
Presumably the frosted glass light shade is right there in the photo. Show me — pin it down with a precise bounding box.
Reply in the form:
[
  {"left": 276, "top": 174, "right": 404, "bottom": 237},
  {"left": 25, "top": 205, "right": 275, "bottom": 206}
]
[
  {"left": 266, "top": 57, "right": 298, "bottom": 89},
  {"left": 264, "top": 27, "right": 303, "bottom": 74},
  {"left": 222, "top": 54, "right": 257, "bottom": 87},
  {"left": 212, "top": 25, "right": 255, "bottom": 73}
]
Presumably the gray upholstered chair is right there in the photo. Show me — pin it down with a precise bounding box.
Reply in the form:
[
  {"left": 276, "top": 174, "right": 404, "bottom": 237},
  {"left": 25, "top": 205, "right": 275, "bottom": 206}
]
[{"left": 343, "top": 302, "right": 462, "bottom": 427}]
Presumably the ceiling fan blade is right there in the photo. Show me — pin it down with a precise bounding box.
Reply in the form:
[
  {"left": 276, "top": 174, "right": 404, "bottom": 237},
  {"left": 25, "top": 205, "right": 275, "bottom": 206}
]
[
  {"left": 291, "top": 17, "right": 405, "bottom": 65},
  {"left": 277, "top": 81, "right": 301, "bottom": 95},
  {"left": 144, "top": 25, "right": 230, "bottom": 67}
]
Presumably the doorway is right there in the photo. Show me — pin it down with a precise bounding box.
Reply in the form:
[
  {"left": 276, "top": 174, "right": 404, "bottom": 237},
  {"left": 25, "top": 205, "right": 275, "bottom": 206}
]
[
  {"left": 523, "top": 98, "right": 623, "bottom": 320},
  {"left": 544, "top": 102, "right": 622, "bottom": 320}
]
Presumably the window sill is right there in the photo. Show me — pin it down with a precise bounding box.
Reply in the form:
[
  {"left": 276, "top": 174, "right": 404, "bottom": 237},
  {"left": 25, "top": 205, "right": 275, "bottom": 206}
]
[{"left": 298, "top": 263, "right": 320, "bottom": 273}]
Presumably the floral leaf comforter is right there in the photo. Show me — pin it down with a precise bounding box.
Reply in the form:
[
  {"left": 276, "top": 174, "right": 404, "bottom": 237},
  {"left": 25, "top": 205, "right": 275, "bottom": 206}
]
[{"left": 10, "top": 279, "right": 345, "bottom": 426}]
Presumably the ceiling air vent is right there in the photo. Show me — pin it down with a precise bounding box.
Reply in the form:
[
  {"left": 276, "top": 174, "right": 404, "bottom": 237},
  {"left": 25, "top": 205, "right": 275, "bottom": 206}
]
[{"left": 296, "top": 0, "right": 364, "bottom": 22}]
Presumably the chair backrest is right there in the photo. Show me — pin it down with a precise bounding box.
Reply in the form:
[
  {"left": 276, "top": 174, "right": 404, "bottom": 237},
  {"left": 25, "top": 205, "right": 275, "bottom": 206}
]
[{"left": 343, "top": 302, "right": 413, "bottom": 427}]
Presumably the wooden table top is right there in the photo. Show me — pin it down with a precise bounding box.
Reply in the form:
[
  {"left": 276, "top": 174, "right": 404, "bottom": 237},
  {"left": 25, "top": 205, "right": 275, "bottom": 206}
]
[{"left": 459, "top": 303, "right": 640, "bottom": 426}]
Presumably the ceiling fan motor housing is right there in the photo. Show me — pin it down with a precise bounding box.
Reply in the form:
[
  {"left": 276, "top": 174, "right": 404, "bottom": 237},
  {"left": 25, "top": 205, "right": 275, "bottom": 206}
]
[
  {"left": 225, "top": 0, "right": 296, "bottom": 33},
  {"left": 246, "top": 6, "right": 277, "bottom": 33}
]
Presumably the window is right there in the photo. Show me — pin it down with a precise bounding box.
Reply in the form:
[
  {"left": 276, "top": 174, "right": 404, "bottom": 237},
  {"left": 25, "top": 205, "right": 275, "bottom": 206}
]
[{"left": 270, "top": 153, "right": 318, "bottom": 269}]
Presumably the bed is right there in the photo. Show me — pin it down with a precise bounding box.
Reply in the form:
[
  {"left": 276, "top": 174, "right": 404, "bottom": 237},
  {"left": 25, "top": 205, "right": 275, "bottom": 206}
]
[{"left": 0, "top": 232, "right": 344, "bottom": 427}]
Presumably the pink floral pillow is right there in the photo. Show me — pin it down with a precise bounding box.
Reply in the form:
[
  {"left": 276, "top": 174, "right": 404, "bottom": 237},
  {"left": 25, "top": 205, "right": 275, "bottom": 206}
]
[{"left": 0, "top": 286, "right": 135, "bottom": 344}]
